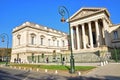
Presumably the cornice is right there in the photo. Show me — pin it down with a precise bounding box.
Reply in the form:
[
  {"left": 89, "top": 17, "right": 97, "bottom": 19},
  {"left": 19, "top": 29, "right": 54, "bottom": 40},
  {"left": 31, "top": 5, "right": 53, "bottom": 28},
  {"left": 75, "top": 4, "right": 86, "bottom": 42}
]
[{"left": 12, "top": 22, "right": 68, "bottom": 36}]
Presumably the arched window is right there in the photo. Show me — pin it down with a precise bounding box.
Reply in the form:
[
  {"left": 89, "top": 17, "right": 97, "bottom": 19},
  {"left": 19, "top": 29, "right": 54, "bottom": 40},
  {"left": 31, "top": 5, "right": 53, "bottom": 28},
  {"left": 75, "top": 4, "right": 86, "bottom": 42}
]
[{"left": 17, "top": 34, "right": 21, "bottom": 45}]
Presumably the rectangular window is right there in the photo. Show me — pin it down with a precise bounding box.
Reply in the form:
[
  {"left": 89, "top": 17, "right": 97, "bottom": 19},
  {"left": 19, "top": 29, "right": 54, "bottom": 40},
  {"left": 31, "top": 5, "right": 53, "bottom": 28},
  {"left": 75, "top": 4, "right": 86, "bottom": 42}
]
[
  {"left": 41, "top": 38, "right": 43, "bottom": 45},
  {"left": 31, "top": 37, "right": 34, "bottom": 45},
  {"left": 57, "top": 40, "right": 59, "bottom": 47},
  {"left": 32, "top": 53, "right": 34, "bottom": 62},
  {"left": 17, "top": 35, "right": 21, "bottom": 45},
  {"left": 48, "top": 39, "right": 50, "bottom": 46},
  {"left": 114, "top": 31, "right": 118, "bottom": 40},
  {"left": 53, "top": 40, "right": 55, "bottom": 46},
  {"left": 62, "top": 40, "right": 65, "bottom": 47},
  {"left": 18, "top": 38, "right": 20, "bottom": 45}
]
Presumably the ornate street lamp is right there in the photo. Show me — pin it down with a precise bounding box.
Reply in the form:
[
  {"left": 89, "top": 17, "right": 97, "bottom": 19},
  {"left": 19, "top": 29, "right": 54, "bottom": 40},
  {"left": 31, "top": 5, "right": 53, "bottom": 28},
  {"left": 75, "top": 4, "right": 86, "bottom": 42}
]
[
  {"left": 58, "top": 6, "right": 75, "bottom": 73},
  {"left": 0, "top": 33, "right": 9, "bottom": 66}
]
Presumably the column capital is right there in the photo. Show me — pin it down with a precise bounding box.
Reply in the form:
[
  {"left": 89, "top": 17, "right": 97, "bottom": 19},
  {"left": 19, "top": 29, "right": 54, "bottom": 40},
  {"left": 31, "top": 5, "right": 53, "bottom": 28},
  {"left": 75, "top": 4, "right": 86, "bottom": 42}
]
[
  {"left": 102, "top": 17, "right": 109, "bottom": 24},
  {"left": 101, "top": 17, "right": 105, "bottom": 20},
  {"left": 94, "top": 19, "right": 99, "bottom": 22},
  {"left": 87, "top": 21, "right": 92, "bottom": 24},
  {"left": 95, "top": 17, "right": 110, "bottom": 24},
  {"left": 70, "top": 26, "right": 74, "bottom": 29},
  {"left": 81, "top": 23, "right": 85, "bottom": 26}
]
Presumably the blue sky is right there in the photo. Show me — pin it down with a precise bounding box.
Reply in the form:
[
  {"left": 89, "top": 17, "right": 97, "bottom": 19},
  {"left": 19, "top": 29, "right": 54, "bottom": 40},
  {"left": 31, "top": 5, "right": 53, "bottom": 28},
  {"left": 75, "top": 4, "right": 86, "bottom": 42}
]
[{"left": 0, "top": 0, "right": 120, "bottom": 48}]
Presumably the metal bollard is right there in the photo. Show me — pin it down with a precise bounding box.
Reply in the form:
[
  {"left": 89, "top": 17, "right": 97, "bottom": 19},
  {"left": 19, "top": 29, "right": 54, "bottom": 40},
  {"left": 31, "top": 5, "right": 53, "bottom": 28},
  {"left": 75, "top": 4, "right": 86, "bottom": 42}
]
[
  {"left": 55, "top": 70, "right": 58, "bottom": 74},
  {"left": 78, "top": 71, "right": 81, "bottom": 76},
  {"left": 100, "top": 62, "right": 103, "bottom": 66},
  {"left": 103, "top": 61, "right": 106, "bottom": 65},
  {"left": 45, "top": 69, "right": 47, "bottom": 72},
  {"left": 37, "top": 68, "right": 39, "bottom": 72}
]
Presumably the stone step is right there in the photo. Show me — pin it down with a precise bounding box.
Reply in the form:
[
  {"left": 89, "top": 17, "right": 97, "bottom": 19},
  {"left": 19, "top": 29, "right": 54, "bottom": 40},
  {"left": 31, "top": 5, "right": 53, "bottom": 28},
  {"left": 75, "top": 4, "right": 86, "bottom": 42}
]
[{"left": 73, "top": 50, "right": 100, "bottom": 62}]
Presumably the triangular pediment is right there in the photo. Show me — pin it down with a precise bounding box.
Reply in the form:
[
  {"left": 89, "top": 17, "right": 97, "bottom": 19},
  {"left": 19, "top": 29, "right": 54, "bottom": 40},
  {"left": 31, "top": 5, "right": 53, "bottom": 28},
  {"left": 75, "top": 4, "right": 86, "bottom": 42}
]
[{"left": 69, "top": 7, "right": 109, "bottom": 21}]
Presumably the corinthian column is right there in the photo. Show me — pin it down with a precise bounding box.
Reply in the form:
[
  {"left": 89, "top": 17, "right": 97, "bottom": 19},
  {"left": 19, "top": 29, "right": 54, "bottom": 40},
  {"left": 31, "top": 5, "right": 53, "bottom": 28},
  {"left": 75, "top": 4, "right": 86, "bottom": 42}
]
[
  {"left": 88, "top": 22, "right": 93, "bottom": 48},
  {"left": 95, "top": 20, "right": 100, "bottom": 47},
  {"left": 71, "top": 27, "right": 74, "bottom": 50},
  {"left": 76, "top": 26, "right": 80, "bottom": 50},
  {"left": 81, "top": 24, "right": 86, "bottom": 49}
]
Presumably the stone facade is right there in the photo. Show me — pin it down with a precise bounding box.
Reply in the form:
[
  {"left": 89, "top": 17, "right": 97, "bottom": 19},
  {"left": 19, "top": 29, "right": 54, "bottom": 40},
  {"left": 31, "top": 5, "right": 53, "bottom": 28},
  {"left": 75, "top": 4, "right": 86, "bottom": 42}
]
[
  {"left": 11, "top": 22, "right": 68, "bottom": 63},
  {"left": 69, "top": 7, "right": 120, "bottom": 52},
  {"left": 110, "top": 24, "right": 120, "bottom": 48},
  {"left": 11, "top": 7, "right": 120, "bottom": 63}
]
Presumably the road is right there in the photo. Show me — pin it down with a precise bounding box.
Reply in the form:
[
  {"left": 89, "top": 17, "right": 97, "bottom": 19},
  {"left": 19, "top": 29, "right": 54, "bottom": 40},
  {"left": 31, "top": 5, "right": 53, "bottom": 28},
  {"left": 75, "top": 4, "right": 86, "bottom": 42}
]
[{"left": 0, "top": 67, "right": 108, "bottom": 80}]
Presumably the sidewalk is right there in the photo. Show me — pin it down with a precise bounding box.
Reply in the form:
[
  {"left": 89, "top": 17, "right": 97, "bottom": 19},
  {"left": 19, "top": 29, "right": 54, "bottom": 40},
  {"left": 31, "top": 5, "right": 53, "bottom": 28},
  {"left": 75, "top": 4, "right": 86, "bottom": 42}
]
[{"left": 84, "top": 63, "right": 120, "bottom": 80}]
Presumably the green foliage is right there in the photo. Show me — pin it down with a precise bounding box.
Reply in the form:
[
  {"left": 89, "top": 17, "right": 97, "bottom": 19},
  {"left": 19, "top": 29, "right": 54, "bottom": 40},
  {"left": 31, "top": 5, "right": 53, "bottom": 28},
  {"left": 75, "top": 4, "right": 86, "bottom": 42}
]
[
  {"left": 10, "top": 63, "right": 96, "bottom": 71},
  {"left": 0, "top": 62, "right": 6, "bottom": 64},
  {"left": 110, "top": 48, "right": 120, "bottom": 62}
]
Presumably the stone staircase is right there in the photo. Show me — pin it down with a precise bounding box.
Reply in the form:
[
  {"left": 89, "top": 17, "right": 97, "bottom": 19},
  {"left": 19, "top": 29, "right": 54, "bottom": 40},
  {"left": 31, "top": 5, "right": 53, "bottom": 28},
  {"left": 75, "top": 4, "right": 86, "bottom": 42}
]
[{"left": 73, "top": 48, "right": 101, "bottom": 63}]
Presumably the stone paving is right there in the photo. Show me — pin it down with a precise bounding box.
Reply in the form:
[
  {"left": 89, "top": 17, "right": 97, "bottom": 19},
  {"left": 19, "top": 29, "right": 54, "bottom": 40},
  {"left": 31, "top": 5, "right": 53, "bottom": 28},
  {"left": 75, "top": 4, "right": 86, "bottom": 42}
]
[
  {"left": 83, "top": 63, "right": 120, "bottom": 80},
  {"left": 29, "top": 62, "right": 120, "bottom": 80}
]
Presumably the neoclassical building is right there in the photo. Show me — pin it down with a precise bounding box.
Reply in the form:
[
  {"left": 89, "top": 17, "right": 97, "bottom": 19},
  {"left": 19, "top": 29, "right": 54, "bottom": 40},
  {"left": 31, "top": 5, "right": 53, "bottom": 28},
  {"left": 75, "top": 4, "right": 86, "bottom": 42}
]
[
  {"left": 69, "top": 7, "right": 120, "bottom": 52},
  {"left": 11, "top": 22, "right": 68, "bottom": 63},
  {"left": 11, "top": 7, "right": 120, "bottom": 63}
]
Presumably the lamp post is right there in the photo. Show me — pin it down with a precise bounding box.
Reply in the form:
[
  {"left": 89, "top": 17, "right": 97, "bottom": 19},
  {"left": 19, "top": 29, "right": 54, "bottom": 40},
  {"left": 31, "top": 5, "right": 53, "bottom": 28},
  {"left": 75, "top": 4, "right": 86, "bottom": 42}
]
[
  {"left": 58, "top": 6, "right": 75, "bottom": 73},
  {"left": 0, "top": 33, "right": 9, "bottom": 66}
]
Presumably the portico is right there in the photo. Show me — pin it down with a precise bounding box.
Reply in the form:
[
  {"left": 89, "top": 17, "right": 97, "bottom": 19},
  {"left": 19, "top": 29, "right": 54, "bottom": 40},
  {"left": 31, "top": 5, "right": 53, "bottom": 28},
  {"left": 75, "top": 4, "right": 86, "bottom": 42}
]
[{"left": 69, "top": 8, "right": 111, "bottom": 50}]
